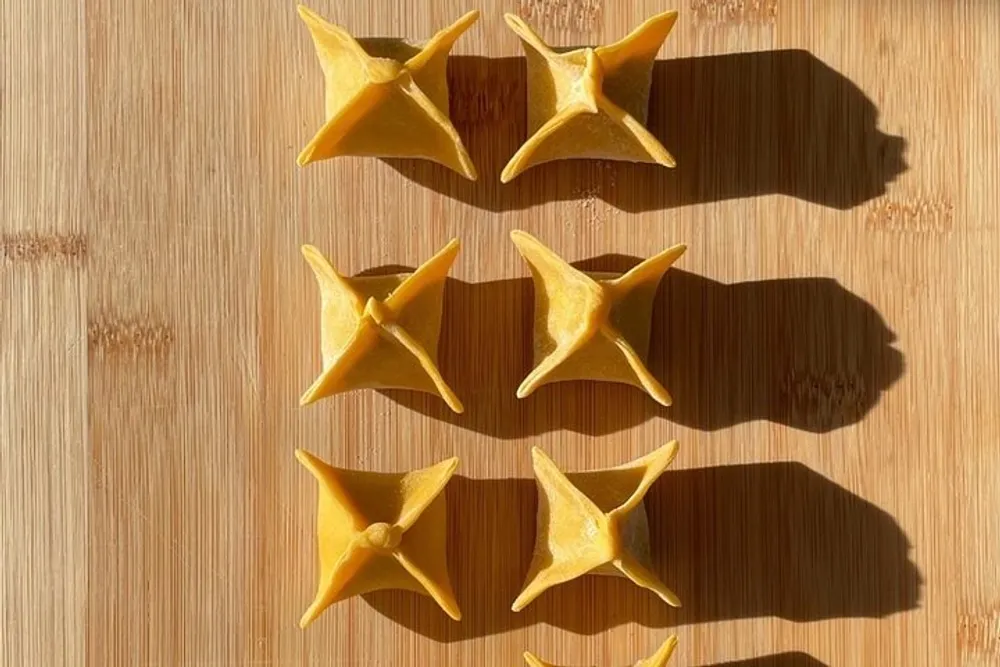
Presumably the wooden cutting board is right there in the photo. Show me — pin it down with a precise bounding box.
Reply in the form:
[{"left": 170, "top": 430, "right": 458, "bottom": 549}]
[{"left": 3, "top": 1, "right": 998, "bottom": 665}]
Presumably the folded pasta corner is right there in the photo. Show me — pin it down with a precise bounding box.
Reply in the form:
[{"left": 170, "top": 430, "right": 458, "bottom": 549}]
[
  {"left": 513, "top": 442, "right": 682, "bottom": 612},
  {"left": 296, "top": 449, "right": 461, "bottom": 627},
  {"left": 501, "top": 11, "right": 678, "bottom": 182},
  {"left": 511, "top": 230, "right": 685, "bottom": 405},
  {"left": 300, "top": 239, "right": 463, "bottom": 413},
  {"left": 297, "top": 6, "right": 479, "bottom": 179}
]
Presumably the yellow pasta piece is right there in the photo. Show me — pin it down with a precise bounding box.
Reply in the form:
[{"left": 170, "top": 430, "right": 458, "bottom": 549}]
[
  {"left": 524, "top": 636, "right": 678, "bottom": 667},
  {"left": 511, "top": 230, "right": 685, "bottom": 405},
  {"left": 300, "top": 239, "right": 463, "bottom": 413},
  {"left": 296, "top": 449, "right": 461, "bottom": 627},
  {"left": 512, "top": 443, "right": 682, "bottom": 611},
  {"left": 501, "top": 11, "right": 678, "bottom": 182},
  {"left": 297, "top": 5, "right": 479, "bottom": 179}
]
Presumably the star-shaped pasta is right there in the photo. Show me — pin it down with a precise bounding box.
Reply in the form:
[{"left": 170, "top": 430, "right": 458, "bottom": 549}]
[
  {"left": 512, "top": 443, "right": 682, "bottom": 611},
  {"left": 296, "top": 449, "right": 462, "bottom": 627},
  {"left": 511, "top": 231, "right": 685, "bottom": 406},
  {"left": 501, "top": 11, "right": 678, "bottom": 182},
  {"left": 297, "top": 5, "right": 479, "bottom": 179},
  {"left": 300, "top": 239, "right": 463, "bottom": 413},
  {"left": 523, "top": 636, "right": 678, "bottom": 667}
]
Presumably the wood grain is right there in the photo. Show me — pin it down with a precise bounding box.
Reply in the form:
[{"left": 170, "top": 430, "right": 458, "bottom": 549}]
[{"left": 2, "top": 0, "right": 999, "bottom": 665}]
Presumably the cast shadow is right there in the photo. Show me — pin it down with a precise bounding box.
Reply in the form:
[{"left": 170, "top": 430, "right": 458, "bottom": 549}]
[
  {"left": 364, "top": 463, "right": 921, "bottom": 640},
  {"left": 380, "top": 256, "right": 904, "bottom": 436},
  {"left": 709, "top": 656, "right": 828, "bottom": 667},
  {"left": 385, "top": 50, "right": 906, "bottom": 212},
  {"left": 529, "top": 651, "right": 827, "bottom": 667}
]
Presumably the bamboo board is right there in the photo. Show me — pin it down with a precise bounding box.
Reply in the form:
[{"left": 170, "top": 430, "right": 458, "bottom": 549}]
[{"left": 2, "top": 0, "right": 999, "bottom": 665}]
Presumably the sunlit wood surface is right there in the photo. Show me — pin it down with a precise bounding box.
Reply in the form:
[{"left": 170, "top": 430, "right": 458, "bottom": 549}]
[{"left": 2, "top": 0, "right": 998, "bottom": 665}]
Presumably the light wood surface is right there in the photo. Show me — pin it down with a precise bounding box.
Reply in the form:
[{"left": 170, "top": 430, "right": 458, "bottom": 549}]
[{"left": 3, "top": 0, "right": 999, "bottom": 665}]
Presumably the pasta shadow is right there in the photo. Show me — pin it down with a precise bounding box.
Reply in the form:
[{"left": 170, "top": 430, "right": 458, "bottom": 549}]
[
  {"left": 384, "top": 50, "right": 906, "bottom": 212},
  {"left": 364, "top": 464, "right": 920, "bottom": 639},
  {"left": 708, "top": 655, "right": 829, "bottom": 667},
  {"left": 380, "top": 255, "right": 904, "bottom": 435}
]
